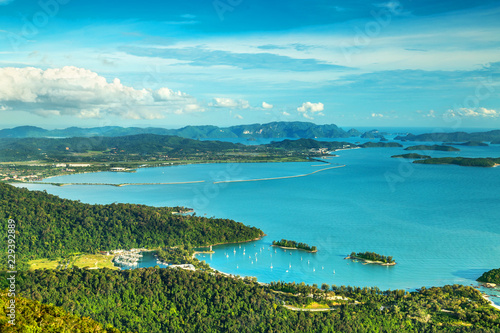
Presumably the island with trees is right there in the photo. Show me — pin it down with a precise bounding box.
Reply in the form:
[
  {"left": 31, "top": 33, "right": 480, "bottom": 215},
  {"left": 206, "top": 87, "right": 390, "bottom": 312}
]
[
  {"left": 414, "top": 157, "right": 500, "bottom": 168},
  {"left": 358, "top": 142, "right": 403, "bottom": 148},
  {"left": 346, "top": 251, "right": 396, "bottom": 266},
  {"left": 477, "top": 268, "right": 500, "bottom": 286},
  {"left": 272, "top": 239, "right": 317, "bottom": 252},
  {"left": 404, "top": 145, "right": 460, "bottom": 151},
  {"left": 395, "top": 129, "right": 500, "bottom": 143},
  {"left": 391, "top": 153, "right": 431, "bottom": 159}
]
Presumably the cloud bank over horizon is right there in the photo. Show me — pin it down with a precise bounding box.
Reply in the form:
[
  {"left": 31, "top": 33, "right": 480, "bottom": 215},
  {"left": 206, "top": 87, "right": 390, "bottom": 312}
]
[{"left": 0, "top": 66, "right": 204, "bottom": 119}]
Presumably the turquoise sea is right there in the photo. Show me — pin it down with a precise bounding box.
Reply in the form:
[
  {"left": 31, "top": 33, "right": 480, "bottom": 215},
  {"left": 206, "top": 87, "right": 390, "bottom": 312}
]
[{"left": 17, "top": 139, "right": 500, "bottom": 305}]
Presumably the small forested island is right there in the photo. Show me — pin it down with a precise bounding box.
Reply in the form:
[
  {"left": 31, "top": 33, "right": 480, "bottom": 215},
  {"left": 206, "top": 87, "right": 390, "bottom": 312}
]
[
  {"left": 414, "top": 157, "right": 500, "bottom": 168},
  {"left": 477, "top": 268, "right": 500, "bottom": 285},
  {"left": 272, "top": 239, "right": 317, "bottom": 252},
  {"left": 391, "top": 153, "right": 431, "bottom": 159},
  {"left": 451, "top": 141, "right": 489, "bottom": 146},
  {"left": 405, "top": 145, "right": 460, "bottom": 151},
  {"left": 358, "top": 142, "right": 403, "bottom": 148},
  {"left": 347, "top": 251, "right": 396, "bottom": 266},
  {"left": 395, "top": 129, "right": 500, "bottom": 143}
]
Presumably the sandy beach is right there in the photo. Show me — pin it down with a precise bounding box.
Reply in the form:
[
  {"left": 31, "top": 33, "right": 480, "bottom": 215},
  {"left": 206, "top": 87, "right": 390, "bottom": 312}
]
[{"left": 482, "top": 294, "right": 500, "bottom": 311}]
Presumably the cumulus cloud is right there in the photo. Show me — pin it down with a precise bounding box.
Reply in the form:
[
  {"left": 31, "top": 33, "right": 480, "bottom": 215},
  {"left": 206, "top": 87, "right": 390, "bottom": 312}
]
[
  {"left": 298, "top": 102, "right": 324, "bottom": 113},
  {"left": 281, "top": 111, "right": 290, "bottom": 116},
  {"left": 297, "top": 102, "right": 324, "bottom": 120},
  {"left": 445, "top": 107, "right": 498, "bottom": 118},
  {"left": 210, "top": 97, "right": 250, "bottom": 109},
  {"left": 423, "top": 110, "right": 436, "bottom": 118},
  {"left": 0, "top": 66, "right": 203, "bottom": 119},
  {"left": 371, "top": 113, "right": 384, "bottom": 118},
  {"left": 262, "top": 102, "right": 273, "bottom": 109}
]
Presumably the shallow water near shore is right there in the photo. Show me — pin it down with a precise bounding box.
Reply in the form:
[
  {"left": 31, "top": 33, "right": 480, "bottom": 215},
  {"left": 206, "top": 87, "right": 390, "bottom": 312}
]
[{"left": 18, "top": 141, "right": 500, "bottom": 305}]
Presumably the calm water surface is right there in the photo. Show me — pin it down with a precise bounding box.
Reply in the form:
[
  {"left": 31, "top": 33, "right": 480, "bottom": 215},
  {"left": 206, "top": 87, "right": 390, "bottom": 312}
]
[{"left": 18, "top": 141, "right": 500, "bottom": 304}]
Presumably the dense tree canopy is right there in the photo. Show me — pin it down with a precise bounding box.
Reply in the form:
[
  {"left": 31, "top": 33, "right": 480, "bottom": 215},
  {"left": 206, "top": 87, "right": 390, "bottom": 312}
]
[
  {"left": 477, "top": 268, "right": 500, "bottom": 284},
  {"left": 414, "top": 157, "right": 500, "bottom": 167},
  {"left": 1, "top": 268, "right": 498, "bottom": 333},
  {"left": 0, "top": 183, "right": 263, "bottom": 270},
  {"left": 0, "top": 291, "right": 123, "bottom": 332},
  {"left": 272, "top": 239, "right": 317, "bottom": 252}
]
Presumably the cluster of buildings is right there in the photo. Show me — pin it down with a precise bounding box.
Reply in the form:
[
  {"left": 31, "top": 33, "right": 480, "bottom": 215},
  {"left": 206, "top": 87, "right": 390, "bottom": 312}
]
[{"left": 111, "top": 249, "right": 144, "bottom": 266}]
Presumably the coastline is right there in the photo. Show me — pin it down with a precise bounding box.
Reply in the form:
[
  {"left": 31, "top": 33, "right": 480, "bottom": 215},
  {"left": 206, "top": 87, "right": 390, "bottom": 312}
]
[
  {"left": 196, "top": 235, "right": 267, "bottom": 250},
  {"left": 481, "top": 294, "right": 500, "bottom": 311},
  {"left": 345, "top": 256, "right": 396, "bottom": 266},
  {"left": 7, "top": 159, "right": 318, "bottom": 186},
  {"left": 271, "top": 244, "right": 318, "bottom": 253}
]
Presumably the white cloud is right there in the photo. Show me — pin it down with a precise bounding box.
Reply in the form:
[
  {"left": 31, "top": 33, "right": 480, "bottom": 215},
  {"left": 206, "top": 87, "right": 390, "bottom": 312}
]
[
  {"left": 371, "top": 113, "right": 384, "bottom": 118},
  {"left": 297, "top": 101, "right": 324, "bottom": 120},
  {"left": 297, "top": 102, "right": 324, "bottom": 113},
  {"left": 445, "top": 107, "right": 498, "bottom": 118},
  {"left": 0, "top": 66, "right": 204, "bottom": 119},
  {"left": 281, "top": 111, "right": 290, "bottom": 116},
  {"left": 423, "top": 110, "right": 436, "bottom": 118},
  {"left": 262, "top": 102, "right": 273, "bottom": 109},
  {"left": 234, "top": 114, "right": 243, "bottom": 119},
  {"left": 210, "top": 97, "right": 250, "bottom": 109}
]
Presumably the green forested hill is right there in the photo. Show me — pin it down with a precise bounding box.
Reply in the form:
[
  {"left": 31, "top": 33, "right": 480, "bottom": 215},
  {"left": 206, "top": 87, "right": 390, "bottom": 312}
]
[
  {"left": 0, "top": 183, "right": 263, "bottom": 269},
  {"left": 414, "top": 157, "right": 500, "bottom": 167},
  {"left": 0, "top": 291, "right": 124, "bottom": 332},
  {"left": 395, "top": 130, "right": 500, "bottom": 143},
  {"left": 0, "top": 134, "right": 242, "bottom": 161},
  {"left": 405, "top": 145, "right": 460, "bottom": 151},
  {"left": 477, "top": 268, "right": 500, "bottom": 284},
  {"left": 3, "top": 268, "right": 499, "bottom": 333}
]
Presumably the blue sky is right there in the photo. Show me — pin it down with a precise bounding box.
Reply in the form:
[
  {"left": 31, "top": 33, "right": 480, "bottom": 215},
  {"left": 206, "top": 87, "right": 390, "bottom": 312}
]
[{"left": 0, "top": 0, "right": 499, "bottom": 130}]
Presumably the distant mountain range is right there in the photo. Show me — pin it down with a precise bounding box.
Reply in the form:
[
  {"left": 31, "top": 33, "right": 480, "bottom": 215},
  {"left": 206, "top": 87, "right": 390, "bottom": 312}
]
[
  {"left": 395, "top": 130, "right": 500, "bottom": 144},
  {"left": 0, "top": 122, "right": 362, "bottom": 139}
]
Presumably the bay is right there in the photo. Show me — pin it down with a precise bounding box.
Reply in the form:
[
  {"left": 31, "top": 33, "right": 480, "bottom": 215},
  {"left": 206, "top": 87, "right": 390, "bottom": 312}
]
[{"left": 18, "top": 141, "right": 500, "bottom": 304}]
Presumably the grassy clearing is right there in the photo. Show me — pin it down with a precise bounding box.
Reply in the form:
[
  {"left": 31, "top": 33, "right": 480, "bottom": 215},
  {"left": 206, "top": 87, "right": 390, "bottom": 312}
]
[
  {"left": 29, "top": 254, "right": 118, "bottom": 271},
  {"left": 304, "top": 302, "right": 330, "bottom": 309},
  {"left": 73, "top": 254, "right": 118, "bottom": 269}
]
